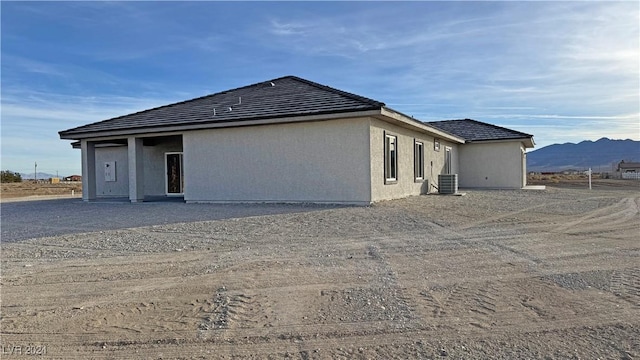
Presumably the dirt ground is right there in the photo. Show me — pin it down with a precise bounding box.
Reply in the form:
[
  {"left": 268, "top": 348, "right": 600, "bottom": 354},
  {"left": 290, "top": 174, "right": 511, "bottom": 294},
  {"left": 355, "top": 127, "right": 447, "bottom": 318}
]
[
  {"left": 1, "top": 183, "right": 639, "bottom": 359},
  {"left": 3, "top": 175, "right": 633, "bottom": 199},
  {"left": 1, "top": 182, "right": 82, "bottom": 200},
  {"left": 528, "top": 173, "right": 640, "bottom": 190}
]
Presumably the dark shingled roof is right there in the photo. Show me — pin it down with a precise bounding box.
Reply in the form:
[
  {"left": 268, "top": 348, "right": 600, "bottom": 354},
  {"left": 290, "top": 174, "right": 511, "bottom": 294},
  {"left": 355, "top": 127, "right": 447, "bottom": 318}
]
[
  {"left": 618, "top": 162, "right": 640, "bottom": 169},
  {"left": 59, "top": 76, "right": 384, "bottom": 138},
  {"left": 427, "top": 119, "right": 533, "bottom": 142}
]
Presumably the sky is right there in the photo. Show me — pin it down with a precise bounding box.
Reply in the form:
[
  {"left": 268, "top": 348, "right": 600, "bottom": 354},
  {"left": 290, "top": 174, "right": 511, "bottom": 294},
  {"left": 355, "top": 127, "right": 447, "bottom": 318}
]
[{"left": 1, "top": 1, "right": 639, "bottom": 176}]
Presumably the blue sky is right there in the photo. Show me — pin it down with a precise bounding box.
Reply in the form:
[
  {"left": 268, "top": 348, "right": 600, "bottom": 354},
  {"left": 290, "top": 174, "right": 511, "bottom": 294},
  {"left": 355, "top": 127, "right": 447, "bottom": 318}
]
[{"left": 2, "top": 1, "right": 638, "bottom": 176}]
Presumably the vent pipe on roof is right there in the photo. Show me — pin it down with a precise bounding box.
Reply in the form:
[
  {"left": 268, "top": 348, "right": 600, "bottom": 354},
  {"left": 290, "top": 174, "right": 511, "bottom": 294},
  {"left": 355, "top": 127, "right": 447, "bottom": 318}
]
[
  {"left": 212, "top": 97, "right": 240, "bottom": 117},
  {"left": 270, "top": 82, "right": 275, "bottom": 87}
]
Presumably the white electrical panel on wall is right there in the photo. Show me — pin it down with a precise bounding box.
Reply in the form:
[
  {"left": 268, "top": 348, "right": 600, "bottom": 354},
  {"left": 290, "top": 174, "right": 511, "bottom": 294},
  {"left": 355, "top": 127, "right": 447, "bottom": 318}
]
[{"left": 104, "top": 161, "right": 116, "bottom": 182}]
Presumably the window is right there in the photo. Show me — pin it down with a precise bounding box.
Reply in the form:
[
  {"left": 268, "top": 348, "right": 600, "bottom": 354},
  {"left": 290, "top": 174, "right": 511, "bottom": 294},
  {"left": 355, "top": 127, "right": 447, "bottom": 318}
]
[
  {"left": 414, "top": 140, "right": 424, "bottom": 181},
  {"left": 434, "top": 139, "right": 441, "bottom": 152},
  {"left": 444, "top": 146, "right": 452, "bottom": 175},
  {"left": 384, "top": 133, "right": 397, "bottom": 183}
]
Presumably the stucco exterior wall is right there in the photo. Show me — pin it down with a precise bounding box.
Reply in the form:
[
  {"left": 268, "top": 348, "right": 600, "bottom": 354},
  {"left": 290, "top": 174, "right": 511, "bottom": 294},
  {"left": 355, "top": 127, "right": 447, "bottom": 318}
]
[
  {"left": 369, "top": 118, "right": 459, "bottom": 202},
  {"left": 183, "top": 118, "right": 372, "bottom": 204},
  {"left": 458, "top": 141, "right": 525, "bottom": 188},
  {"left": 95, "top": 146, "right": 129, "bottom": 197}
]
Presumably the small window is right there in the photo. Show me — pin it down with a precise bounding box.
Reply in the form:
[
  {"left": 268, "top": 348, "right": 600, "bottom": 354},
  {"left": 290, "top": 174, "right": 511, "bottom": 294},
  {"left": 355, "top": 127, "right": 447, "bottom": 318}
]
[
  {"left": 414, "top": 140, "right": 424, "bottom": 181},
  {"left": 434, "top": 139, "right": 441, "bottom": 152},
  {"left": 384, "top": 133, "right": 397, "bottom": 183},
  {"left": 444, "top": 146, "right": 452, "bottom": 175}
]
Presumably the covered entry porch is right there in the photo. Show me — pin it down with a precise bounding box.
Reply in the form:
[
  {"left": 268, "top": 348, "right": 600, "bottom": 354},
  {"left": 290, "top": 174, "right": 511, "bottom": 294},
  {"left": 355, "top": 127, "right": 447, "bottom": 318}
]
[{"left": 79, "top": 135, "right": 183, "bottom": 202}]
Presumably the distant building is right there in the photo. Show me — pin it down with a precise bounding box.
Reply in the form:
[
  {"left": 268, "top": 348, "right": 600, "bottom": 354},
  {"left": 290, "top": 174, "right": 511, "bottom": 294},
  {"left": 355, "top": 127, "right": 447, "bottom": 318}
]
[
  {"left": 616, "top": 161, "right": 640, "bottom": 179},
  {"left": 64, "top": 175, "right": 82, "bottom": 182}
]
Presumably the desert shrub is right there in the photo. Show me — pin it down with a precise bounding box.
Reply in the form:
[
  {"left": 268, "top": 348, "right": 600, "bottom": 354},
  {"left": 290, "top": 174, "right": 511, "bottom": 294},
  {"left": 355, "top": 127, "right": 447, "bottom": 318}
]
[{"left": 1, "top": 170, "right": 22, "bottom": 183}]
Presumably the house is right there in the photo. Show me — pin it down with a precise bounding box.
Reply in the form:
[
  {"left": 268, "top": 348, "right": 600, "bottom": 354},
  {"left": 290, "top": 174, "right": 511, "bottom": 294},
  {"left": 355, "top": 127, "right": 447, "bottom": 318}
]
[
  {"left": 616, "top": 160, "right": 640, "bottom": 179},
  {"left": 59, "top": 76, "right": 535, "bottom": 204},
  {"left": 63, "top": 175, "right": 82, "bottom": 182},
  {"left": 427, "top": 119, "right": 534, "bottom": 189}
]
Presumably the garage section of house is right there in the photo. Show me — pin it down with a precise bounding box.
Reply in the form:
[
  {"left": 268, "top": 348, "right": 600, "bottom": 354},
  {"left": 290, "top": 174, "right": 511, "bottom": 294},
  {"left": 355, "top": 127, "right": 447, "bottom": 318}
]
[
  {"left": 59, "top": 76, "right": 535, "bottom": 204},
  {"left": 427, "top": 119, "right": 535, "bottom": 189}
]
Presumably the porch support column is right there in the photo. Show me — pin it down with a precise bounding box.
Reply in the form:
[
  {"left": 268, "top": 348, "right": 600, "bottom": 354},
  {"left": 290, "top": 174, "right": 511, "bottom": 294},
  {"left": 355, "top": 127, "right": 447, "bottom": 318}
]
[
  {"left": 81, "top": 140, "right": 97, "bottom": 201},
  {"left": 522, "top": 148, "right": 527, "bottom": 188},
  {"left": 128, "top": 137, "right": 145, "bottom": 202}
]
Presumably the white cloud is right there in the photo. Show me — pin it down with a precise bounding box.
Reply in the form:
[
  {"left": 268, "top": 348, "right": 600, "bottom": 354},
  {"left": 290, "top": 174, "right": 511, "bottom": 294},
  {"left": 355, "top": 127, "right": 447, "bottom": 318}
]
[
  {"left": 269, "top": 19, "right": 309, "bottom": 36},
  {"left": 1, "top": 88, "right": 178, "bottom": 173},
  {"left": 2, "top": 90, "right": 171, "bottom": 126},
  {"left": 1, "top": 1, "right": 637, "bottom": 173},
  {"left": 487, "top": 114, "right": 639, "bottom": 121},
  {"left": 259, "top": 1, "right": 638, "bottom": 134},
  {"left": 4, "top": 55, "right": 68, "bottom": 77}
]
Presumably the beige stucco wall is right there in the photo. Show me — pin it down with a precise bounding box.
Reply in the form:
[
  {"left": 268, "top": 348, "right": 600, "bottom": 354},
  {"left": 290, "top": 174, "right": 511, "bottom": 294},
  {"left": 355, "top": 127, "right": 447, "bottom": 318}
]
[
  {"left": 95, "top": 146, "right": 129, "bottom": 197},
  {"left": 458, "top": 141, "right": 526, "bottom": 189},
  {"left": 90, "top": 120, "right": 525, "bottom": 202},
  {"left": 183, "top": 118, "right": 372, "bottom": 204},
  {"left": 369, "top": 118, "right": 459, "bottom": 202}
]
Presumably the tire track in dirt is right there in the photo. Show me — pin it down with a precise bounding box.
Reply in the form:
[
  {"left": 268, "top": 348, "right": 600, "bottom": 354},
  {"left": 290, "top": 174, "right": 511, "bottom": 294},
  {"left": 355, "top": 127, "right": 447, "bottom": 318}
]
[
  {"left": 455, "top": 195, "right": 636, "bottom": 234},
  {"left": 434, "top": 196, "right": 639, "bottom": 270},
  {"left": 312, "top": 243, "right": 417, "bottom": 328},
  {"left": 453, "top": 199, "right": 573, "bottom": 231},
  {"left": 414, "top": 273, "right": 637, "bottom": 338},
  {"left": 553, "top": 197, "right": 639, "bottom": 234},
  {"left": 74, "top": 299, "right": 209, "bottom": 336},
  {"left": 198, "top": 287, "right": 273, "bottom": 340},
  {"left": 610, "top": 268, "right": 640, "bottom": 307},
  {"left": 3, "top": 188, "right": 639, "bottom": 359},
  {"left": 418, "top": 282, "right": 499, "bottom": 330}
]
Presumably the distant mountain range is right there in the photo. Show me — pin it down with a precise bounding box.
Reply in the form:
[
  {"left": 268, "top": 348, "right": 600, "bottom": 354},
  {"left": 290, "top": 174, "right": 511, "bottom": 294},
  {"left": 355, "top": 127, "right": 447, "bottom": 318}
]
[
  {"left": 527, "top": 138, "right": 640, "bottom": 172},
  {"left": 20, "top": 172, "right": 60, "bottom": 180}
]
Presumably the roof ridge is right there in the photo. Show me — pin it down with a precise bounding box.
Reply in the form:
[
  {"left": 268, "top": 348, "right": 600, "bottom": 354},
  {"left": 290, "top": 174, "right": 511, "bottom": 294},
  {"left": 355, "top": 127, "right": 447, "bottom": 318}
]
[
  {"left": 420, "top": 120, "right": 460, "bottom": 138},
  {"left": 59, "top": 76, "right": 386, "bottom": 137},
  {"left": 284, "top": 75, "right": 385, "bottom": 107},
  {"left": 463, "top": 118, "right": 533, "bottom": 138},
  {"left": 59, "top": 76, "right": 384, "bottom": 136},
  {"left": 428, "top": 118, "right": 532, "bottom": 138},
  {"left": 58, "top": 78, "right": 278, "bottom": 135}
]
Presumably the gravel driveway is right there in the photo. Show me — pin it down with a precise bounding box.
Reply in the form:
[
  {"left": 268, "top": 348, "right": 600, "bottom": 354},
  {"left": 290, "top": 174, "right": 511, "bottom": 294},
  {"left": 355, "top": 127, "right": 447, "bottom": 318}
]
[
  {"left": 0, "top": 198, "right": 339, "bottom": 243},
  {"left": 2, "top": 187, "right": 639, "bottom": 359}
]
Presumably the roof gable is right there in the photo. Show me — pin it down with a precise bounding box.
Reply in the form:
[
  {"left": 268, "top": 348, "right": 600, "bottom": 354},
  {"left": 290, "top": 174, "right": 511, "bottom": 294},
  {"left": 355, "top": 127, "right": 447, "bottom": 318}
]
[
  {"left": 59, "top": 76, "right": 384, "bottom": 138},
  {"left": 427, "top": 119, "right": 533, "bottom": 144}
]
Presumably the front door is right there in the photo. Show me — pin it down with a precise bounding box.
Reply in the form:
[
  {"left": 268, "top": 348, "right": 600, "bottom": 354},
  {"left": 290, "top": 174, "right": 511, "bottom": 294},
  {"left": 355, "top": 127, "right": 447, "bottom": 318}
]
[{"left": 165, "top": 152, "right": 183, "bottom": 195}]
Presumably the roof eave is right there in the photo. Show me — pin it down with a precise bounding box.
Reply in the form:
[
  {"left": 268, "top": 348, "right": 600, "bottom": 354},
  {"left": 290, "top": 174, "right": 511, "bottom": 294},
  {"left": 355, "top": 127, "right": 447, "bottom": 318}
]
[
  {"left": 527, "top": 136, "right": 535, "bottom": 148},
  {"left": 377, "top": 107, "right": 465, "bottom": 143},
  {"left": 59, "top": 109, "right": 383, "bottom": 140},
  {"left": 466, "top": 137, "right": 535, "bottom": 148}
]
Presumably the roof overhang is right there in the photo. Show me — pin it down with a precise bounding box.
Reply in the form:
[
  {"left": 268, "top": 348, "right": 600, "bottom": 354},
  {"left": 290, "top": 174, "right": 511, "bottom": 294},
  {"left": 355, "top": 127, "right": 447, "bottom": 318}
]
[
  {"left": 60, "top": 107, "right": 466, "bottom": 144},
  {"left": 526, "top": 137, "right": 535, "bottom": 148},
  {"left": 376, "top": 107, "right": 465, "bottom": 144},
  {"left": 466, "top": 137, "right": 535, "bottom": 148},
  {"left": 60, "top": 109, "right": 382, "bottom": 140}
]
